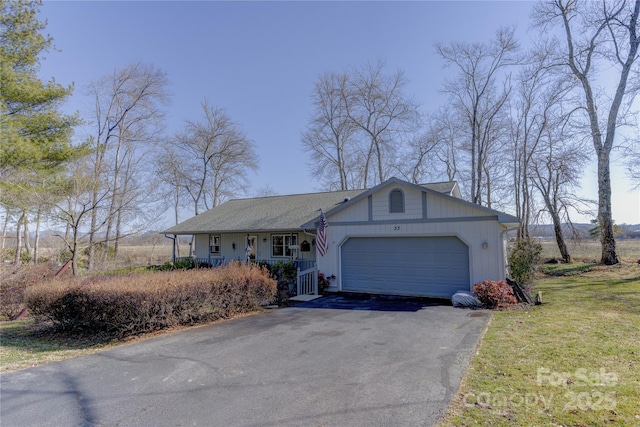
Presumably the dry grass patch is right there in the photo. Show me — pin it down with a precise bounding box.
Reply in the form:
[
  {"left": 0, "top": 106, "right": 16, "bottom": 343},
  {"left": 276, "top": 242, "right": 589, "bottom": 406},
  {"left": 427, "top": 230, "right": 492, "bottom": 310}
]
[
  {"left": 539, "top": 239, "right": 640, "bottom": 263},
  {"left": 441, "top": 262, "right": 640, "bottom": 427},
  {"left": 0, "top": 312, "right": 263, "bottom": 373},
  {"left": 0, "top": 320, "right": 119, "bottom": 373}
]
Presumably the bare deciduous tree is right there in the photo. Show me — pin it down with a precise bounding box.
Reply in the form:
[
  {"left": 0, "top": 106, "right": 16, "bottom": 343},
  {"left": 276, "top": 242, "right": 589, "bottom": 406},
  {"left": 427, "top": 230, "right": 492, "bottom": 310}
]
[
  {"left": 172, "top": 101, "right": 258, "bottom": 216},
  {"left": 395, "top": 125, "right": 440, "bottom": 185},
  {"left": 345, "top": 61, "right": 421, "bottom": 188},
  {"left": 509, "top": 42, "right": 577, "bottom": 239},
  {"left": 430, "top": 107, "right": 463, "bottom": 184},
  {"left": 85, "top": 62, "right": 169, "bottom": 269},
  {"left": 530, "top": 124, "right": 592, "bottom": 263},
  {"left": 302, "top": 61, "right": 420, "bottom": 190},
  {"left": 436, "top": 27, "right": 520, "bottom": 206},
  {"left": 533, "top": 0, "right": 640, "bottom": 265},
  {"left": 154, "top": 141, "right": 188, "bottom": 227},
  {"left": 302, "top": 72, "right": 358, "bottom": 190}
]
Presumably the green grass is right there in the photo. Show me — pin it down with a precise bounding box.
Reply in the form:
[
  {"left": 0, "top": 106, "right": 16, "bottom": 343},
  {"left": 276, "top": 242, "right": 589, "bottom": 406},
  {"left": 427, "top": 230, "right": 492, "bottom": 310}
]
[
  {"left": 540, "top": 262, "right": 600, "bottom": 276},
  {"left": 441, "top": 262, "right": 640, "bottom": 426}
]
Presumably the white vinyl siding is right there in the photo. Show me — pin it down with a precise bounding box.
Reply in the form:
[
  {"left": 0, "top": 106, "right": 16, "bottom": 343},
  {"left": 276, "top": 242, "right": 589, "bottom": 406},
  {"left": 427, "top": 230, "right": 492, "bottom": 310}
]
[
  {"left": 330, "top": 197, "right": 368, "bottom": 222},
  {"left": 371, "top": 185, "right": 422, "bottom": 220},
  {"left": 426, "top": 193, "right": 493, "bottom": 219}
]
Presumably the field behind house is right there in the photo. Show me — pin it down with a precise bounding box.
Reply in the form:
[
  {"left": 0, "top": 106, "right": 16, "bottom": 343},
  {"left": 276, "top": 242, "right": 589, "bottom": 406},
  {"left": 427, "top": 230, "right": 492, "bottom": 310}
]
[{"left": 538, "top": 239, "right": 639, "bottom": 262}]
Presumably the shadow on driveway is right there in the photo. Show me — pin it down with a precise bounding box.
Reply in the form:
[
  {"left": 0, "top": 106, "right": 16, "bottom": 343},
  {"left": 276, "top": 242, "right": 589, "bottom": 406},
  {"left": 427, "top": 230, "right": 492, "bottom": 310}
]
[{"left": 294, "top": 292, "right": 451, "bottom": 312}]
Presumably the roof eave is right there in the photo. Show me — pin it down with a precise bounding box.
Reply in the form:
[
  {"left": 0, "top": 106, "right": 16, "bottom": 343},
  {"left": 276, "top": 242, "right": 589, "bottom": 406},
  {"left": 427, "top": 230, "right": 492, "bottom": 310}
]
[{"left": 160, "top": 227, "right": 305, "bottom": 235}]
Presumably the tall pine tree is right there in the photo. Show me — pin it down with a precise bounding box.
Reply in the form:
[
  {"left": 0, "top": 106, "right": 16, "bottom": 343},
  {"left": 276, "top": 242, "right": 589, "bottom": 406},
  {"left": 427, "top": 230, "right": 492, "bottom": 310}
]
[{"left": 1, "top": 0, "right": 78, "bottom": 263}]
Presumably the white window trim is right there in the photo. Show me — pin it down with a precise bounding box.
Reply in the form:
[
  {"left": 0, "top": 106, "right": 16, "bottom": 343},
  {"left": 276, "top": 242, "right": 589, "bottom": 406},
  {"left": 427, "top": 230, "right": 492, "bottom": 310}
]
[
  {"left": 389, "top": 188, "right": 405, "bottom": 213},
  {"left": 209, "top": 234, "right": 221, "bottom": 255},
  {"left": 271, "top": 233, "right": 298, "bottom": 258}
]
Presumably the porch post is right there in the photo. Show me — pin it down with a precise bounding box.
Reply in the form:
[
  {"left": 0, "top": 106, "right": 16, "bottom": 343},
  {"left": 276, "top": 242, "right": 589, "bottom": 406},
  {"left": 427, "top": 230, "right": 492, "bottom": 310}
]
[{"left": 313, "top": 264, "right": 318, "bottom": 295}]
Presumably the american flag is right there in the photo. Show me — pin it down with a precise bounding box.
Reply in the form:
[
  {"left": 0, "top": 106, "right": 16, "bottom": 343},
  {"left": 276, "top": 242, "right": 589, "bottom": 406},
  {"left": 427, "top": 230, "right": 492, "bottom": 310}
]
[{"left": 317, "top": 210, "right": 328, "bottom": 257}]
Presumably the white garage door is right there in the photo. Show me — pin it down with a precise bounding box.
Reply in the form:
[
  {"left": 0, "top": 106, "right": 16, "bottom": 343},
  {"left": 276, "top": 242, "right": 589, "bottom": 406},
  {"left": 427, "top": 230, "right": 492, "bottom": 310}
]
[{"left": 340, "top": 236, "right": 470, "bottom": 298}]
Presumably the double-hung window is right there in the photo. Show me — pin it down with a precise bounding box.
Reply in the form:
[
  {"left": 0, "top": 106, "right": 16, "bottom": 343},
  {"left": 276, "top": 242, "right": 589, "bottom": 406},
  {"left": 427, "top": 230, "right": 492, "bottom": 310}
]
[
  {"left": 271, "top": 234, "right": 297, "bottom": 257},
  {"left": 209, "top": 235, "right": 221, "bottom": 254}
]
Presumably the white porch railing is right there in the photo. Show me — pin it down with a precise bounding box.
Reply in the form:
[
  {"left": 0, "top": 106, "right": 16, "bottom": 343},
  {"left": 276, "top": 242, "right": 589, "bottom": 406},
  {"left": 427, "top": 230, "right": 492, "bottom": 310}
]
[
  {"left": 297, "top": 265, "right": 318, "bottom": 295},
  {"left": 173, "top": 256, "right": 319, "bottom": 296}
]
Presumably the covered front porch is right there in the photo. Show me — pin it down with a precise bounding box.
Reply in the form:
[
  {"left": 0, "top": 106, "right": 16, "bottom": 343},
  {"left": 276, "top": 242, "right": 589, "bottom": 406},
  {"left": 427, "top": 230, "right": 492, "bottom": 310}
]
[{"left": 174, "top": 256, "right": 319, "bottom": 296}]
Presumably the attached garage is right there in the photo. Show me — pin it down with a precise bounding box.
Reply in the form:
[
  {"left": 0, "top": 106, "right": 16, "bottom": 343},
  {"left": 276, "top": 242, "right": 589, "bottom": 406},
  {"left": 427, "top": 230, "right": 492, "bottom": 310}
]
[{"left": 340, "top": 236, "right": 470, "bottom": 298}]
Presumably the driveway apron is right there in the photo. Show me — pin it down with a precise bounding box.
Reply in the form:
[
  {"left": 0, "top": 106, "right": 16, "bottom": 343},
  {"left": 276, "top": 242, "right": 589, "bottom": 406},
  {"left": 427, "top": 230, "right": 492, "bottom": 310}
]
[{"left": 0, "top": 295, "right": 488, "bottom": 427}]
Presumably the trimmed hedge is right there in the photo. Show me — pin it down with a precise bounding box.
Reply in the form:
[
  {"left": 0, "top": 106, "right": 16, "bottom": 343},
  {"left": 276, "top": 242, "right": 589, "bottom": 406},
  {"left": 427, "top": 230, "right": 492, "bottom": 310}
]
[
  {"left": 0, "top": 262, "right": 58, "bottom": 320},
  {"left": 24, "top": 262, "right": 276, "bottom": 336}
]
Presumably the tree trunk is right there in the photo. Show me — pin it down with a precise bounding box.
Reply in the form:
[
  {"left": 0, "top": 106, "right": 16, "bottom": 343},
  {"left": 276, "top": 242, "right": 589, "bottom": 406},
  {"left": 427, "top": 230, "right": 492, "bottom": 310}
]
[
  {"left": 598, "top": 154, "right": 618, "bottom": 265},
  {"left": 338, "top": 145, "right": 347, "bottom": 190},
  {"left": 550, "top": 210, "right": 571, "bottom": 263},
  {"left": 71, "top": 237, "right": 78, "bottom": 276},
  {"left": 23, "top": 213, "right": 31, "bottom": 258},
  {"left": 64, "top": 199, "right": 71, "bottom": 242},
  {"left": 87, "top": 191, "right": 98, "bottom": 270},
  {"left": 114, "top": 200, "right": 123, "bottom": 258},
  {"left": 34, "top": 207, "right": 41, "bottom": 264},
  {"left": 14, "top": 213, "right": 23, "bottom": 265},
  {"left": 1, "top": 212, "right": 8, "bottom": 252},
  {"left": 470, "top": 110, "right": 478, "bottom": 204}
]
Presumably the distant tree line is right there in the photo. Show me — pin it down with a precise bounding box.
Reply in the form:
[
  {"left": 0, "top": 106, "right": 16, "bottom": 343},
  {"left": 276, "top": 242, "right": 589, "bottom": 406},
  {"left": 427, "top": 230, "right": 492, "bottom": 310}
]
[{"left": 1, "top": 0, "right": 638, "bottom": 273}]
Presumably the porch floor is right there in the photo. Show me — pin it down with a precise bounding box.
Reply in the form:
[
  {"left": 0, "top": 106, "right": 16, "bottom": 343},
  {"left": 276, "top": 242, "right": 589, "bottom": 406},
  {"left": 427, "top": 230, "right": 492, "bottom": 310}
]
[{"left": 289, "top": 294, "right": 324, "bottom": 302}]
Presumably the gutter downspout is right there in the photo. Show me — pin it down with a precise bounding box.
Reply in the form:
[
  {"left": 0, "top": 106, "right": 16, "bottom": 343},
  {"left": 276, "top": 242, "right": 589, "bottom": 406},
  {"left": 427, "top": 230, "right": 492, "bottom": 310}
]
[{"left": 302, "top": 229, "right": 317, "bottom": 237}]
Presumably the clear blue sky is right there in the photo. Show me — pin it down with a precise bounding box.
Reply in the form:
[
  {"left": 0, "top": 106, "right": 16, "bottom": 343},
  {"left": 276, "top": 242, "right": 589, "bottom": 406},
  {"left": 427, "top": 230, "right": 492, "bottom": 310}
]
[{"left": 38, "top": 0, "right": 639, "bottom": 224}]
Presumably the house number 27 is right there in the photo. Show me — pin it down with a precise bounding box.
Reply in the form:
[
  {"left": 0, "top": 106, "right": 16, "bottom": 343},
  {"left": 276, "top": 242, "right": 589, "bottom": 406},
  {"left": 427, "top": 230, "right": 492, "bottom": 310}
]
[{"left": 393, "top": 226, "right": 400, "bottom": 231}]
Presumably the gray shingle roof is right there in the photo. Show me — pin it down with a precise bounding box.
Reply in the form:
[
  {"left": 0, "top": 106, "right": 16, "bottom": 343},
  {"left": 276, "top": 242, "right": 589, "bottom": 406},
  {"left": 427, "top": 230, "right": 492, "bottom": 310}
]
[
  {"left": 162, "top": 181, "right": 461, "bottom": 235},
  {"left": 162, "top": 189, "right": 365, "bottom": 234}
]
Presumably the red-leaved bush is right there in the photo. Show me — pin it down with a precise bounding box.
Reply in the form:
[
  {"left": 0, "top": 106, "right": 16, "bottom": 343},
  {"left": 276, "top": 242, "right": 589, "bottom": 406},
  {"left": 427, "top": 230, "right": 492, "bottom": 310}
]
[
  {"left": 472, "top": 280, "right": 518, "bottom": 309},
  {"left": 24, "top": 262, "right": 276, "bottom": 336}
]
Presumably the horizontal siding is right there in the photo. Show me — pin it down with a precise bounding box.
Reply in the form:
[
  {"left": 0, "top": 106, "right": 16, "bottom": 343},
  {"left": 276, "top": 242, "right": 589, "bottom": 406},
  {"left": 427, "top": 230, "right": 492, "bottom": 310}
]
[
  {"left": 426, "top": 193, "right": 493, "bottom": 218},
  {"left": 330, "top": 197, "right": 368, "bottom": 222},
  {"left": 371, "top": 186, "right": 422, "bottom": 220}
]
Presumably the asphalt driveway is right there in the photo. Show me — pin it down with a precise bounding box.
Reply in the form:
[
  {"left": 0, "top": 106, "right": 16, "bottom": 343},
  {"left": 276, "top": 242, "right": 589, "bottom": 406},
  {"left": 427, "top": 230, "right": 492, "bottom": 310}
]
[{"left": 0, "top": 294, "right": 488, "bottom": 427}]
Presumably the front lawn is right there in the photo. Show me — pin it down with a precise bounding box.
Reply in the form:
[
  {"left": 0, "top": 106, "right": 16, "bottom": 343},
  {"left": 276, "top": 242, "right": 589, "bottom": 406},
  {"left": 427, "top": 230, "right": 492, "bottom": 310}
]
[
  {"left": 0, "top": 320, "right": 118, "bottom": 373},
  {"left": 441, "top": 262, "right": 640, "bottom": 426}
]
